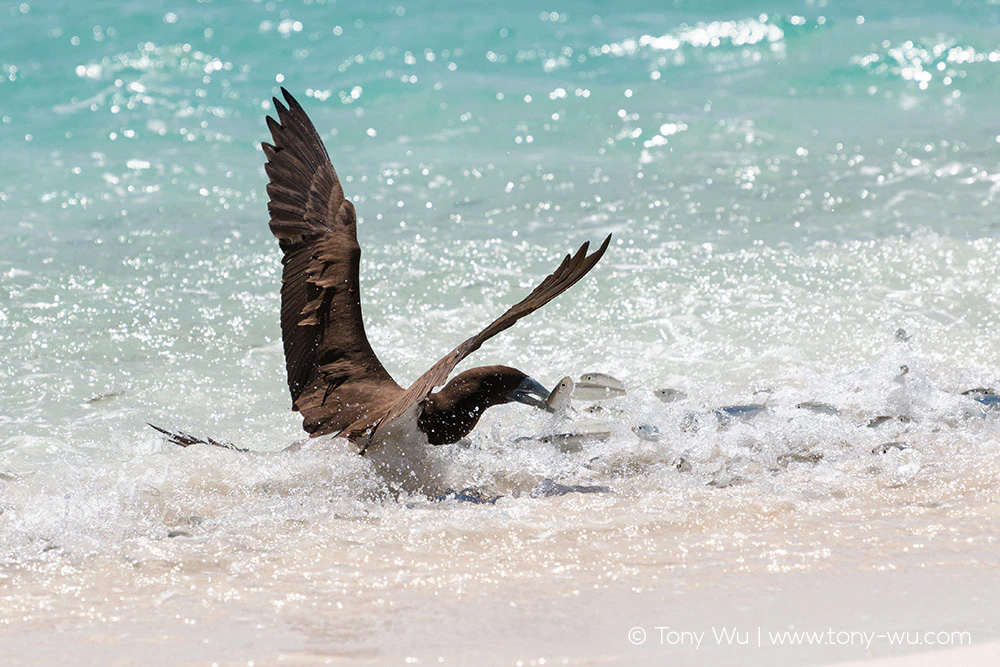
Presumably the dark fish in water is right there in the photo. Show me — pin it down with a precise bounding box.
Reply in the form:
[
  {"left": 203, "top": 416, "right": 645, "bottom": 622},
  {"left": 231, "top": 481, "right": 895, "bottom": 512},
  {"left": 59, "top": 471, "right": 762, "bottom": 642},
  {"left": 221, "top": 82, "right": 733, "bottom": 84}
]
[
  {"left": 895, "top": 328, "right": 912, "bottom": 342},
  {"left": 975, "top": 394, "right": 1000, "bottom": 410},
  {"left": 437, "top": 488, "right": 500, "bottom": 504},
  {"left": 632, "top": 424, "right": 661, "bottom": 441},
  {"left": 513, "top": 422, "right": 613, "bottom": 450},
  {"left": 715, "top": 404, "right": 768, "bottom": 423},
  {"left": 583, "top": 404, "right": 623, "bottom": 416},
  {"left": 867, "top": 415, "right": 911, "bottom": 428},
  {"left": 962, "top": 388, "right": 1000, "bottom": 410},
  {"left": 84, "top": 391, "right": 121, "bottom": 405},
  {"left": 872, "top": 441, "right": 910, "bottom": 455},
  {"left": 673, "top": 456, "right": 692, "bottom": 472},
  {"left": 654, "top": 388, "right": 687, "bottom": 403},
  {"left": 530, "top": 478, "right": 611, "bottom": 498},
  {"left": 795, "top": 401, "right": 840, "bottom": 416},
  {"left": 539, "top": 428, "right": 612, "bottom": 446},
  {"left": 777, "top": 451, "right": 824, "bottom": 466},
  {"left": 707, "top": 473, "right": 748, "bottom": 488}
]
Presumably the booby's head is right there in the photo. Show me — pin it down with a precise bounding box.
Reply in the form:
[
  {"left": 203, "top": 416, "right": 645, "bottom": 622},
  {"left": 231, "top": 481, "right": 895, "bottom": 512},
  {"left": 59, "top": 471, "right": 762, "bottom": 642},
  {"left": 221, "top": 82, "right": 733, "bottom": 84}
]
[
  {"left": 419, "top": 366, "right": 552, "bottom": 445},
  {"left": 442, "top": 365, "right": 551, "bottom": 410}
]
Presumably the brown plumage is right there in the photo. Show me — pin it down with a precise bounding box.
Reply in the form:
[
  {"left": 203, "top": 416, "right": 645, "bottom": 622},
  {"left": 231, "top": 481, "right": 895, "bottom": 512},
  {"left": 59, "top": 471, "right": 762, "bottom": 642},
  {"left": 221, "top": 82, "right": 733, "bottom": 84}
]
[{"left": 260, "top": 87, "right": 610, "bottom": 450}]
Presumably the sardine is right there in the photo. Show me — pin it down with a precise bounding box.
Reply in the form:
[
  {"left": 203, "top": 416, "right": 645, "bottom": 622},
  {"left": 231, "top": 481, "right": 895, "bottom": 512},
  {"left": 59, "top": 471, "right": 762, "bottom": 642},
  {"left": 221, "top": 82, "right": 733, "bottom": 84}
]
[
  {"left": 579, "top": 372, "right": 626, "bottom": 391},
  {"left": 573, "top": 372, "right": 627, "bottom": 400},
  {"left": 777, "top": 451, "right": 824, "bottom": 466},
  {"left": 963, "top": 388, "right": 1000, "bottom": 410},
  {"left": 867, "top": 415, "right": 910, "bottom": 428},
  {"left": 795, "top": 401, "right": 840, "bottom": 416},
  {"left": 530, "top": 478, "right": 611, "bottom": 498},
  {"left": 545, "top": 376, "right": 575, "bottom": 412},
  {"left": 573, "top": 384, "right": 627, "bottom": 401},
  {"left": 437, "top": 488, "right": 500, "bottom": 504},
  {"left": 975, "top": 394, "right": 1000, "bottom": 410},
  {"left": 714, "top": 404, "right": 768, "bottom": 423},
  {"left": 655, "top": 388, "right": 687, "bottom": 403},
  {"left": 872, "top": 441, "right": 910, "bottom": 455},
  {"left": 537, "top": 421, "right": 613, "bottom": 450},
  {"left": 84, "top": 391, "right": 121, "bottom": 405},
  {"left": 539, "top": 429, "right": 612, "bottom": 446},
  {"left": 632, "top": 424, "right": 661, "bottom": 441}
]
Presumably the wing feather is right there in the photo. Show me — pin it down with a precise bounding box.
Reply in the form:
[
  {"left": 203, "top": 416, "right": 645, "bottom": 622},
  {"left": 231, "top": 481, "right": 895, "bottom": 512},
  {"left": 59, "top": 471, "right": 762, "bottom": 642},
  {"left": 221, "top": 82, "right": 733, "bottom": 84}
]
[
  {"left": 368, "top": 234, "right": 612, "bottom": 437},
  {"left": 263, "top": 88, "right": 400, "bottom": 436}
]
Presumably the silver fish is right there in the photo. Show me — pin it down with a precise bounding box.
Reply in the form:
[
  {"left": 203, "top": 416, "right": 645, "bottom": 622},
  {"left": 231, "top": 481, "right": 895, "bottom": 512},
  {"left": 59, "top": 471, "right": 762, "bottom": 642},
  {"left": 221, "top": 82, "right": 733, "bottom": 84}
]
[
  {"left": 537, "top": 421, "right": 613, "bottom": 451},
  {"left": 872, "top": 441, "right": 910, "bottom": 455},
  {"left": 795, "top": 401, "right": 840, "bottom": 416},
  {"left": 714, "top": 404, "right": 768, "bottom": 423},
  {"left": 867, "top": 415, "right": 910, "bottom": 428},
  {"left": 632, "top": 424, "right": 662, "bottom": 441},
  {"left": 572, "top": 372, "right": 627, "bottom": 400},
  {"left": 654, "top": 388, "right": 687, "bottom": 403},
  {"left": 572, "top": 384, "right": 626, "bottom": 401},
  {"left": 83, "top": 391, "right": 121, "bottom": 405},
  {"left": 530, "top": 478, "right": 611, "bottom": 498},
  {"left": 539, "top": 430, "right": 612, "bottom": 449},
  {"left": 545, "top": 376, "right": 575, "bottom": 412},
  {"left": 777, "top": 450, "right": 824, "bottom": 466},
  {"left": 578, "top": 372, "right": 626, "bottom": 392}
]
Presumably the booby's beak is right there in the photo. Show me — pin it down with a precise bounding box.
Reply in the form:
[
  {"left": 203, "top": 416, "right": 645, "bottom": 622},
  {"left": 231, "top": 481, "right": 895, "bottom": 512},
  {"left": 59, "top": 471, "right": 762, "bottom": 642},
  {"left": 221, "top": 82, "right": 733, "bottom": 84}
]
[{"left": 508, "top": 377, "right": 552, "bottom": 411}]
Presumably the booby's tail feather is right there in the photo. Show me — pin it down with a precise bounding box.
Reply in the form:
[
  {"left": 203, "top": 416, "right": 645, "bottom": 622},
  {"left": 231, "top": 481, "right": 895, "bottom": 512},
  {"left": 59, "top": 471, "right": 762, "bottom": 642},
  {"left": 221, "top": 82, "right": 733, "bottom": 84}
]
[{"left": 147, "top": 423, "right": 248, "bottom": 452}]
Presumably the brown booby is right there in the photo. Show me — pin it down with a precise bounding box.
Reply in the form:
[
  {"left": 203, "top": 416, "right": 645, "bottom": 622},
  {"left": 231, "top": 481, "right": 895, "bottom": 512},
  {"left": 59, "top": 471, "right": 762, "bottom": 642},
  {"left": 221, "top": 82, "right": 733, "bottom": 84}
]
[{"left": 155, "top": 88, "right": 610, "bottom": 490}]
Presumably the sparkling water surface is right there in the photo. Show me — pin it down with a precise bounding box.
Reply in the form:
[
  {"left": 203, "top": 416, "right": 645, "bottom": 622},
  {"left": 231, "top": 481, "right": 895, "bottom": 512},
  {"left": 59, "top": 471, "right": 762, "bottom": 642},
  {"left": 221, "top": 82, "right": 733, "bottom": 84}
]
[{"left": 2, "top": 1, "right": 1000, "bottom": 663}]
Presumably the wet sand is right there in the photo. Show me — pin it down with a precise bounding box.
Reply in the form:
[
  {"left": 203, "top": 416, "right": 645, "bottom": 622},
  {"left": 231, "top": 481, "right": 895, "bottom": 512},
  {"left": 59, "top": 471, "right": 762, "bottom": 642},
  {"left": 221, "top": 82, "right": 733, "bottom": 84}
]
[{"left": 2, "top": 458, "right": 1000, "bottom": 665}]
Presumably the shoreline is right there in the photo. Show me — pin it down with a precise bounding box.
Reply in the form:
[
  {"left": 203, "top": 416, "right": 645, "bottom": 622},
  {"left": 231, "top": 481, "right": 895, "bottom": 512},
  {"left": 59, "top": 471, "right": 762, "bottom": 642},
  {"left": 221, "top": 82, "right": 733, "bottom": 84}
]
[{"left": 2, "top": 559, "right": 997, "bottom": 665}]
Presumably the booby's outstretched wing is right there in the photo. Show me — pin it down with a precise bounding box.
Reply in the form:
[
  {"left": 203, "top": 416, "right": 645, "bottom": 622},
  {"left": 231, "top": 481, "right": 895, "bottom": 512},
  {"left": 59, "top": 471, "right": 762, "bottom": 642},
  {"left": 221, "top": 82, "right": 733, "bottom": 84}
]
[
  {"left": 369, "top": 234, "right": 612, "bottom": 437},
  {"left": 263, "top": 88, "right": 401, "bottom": 437}
]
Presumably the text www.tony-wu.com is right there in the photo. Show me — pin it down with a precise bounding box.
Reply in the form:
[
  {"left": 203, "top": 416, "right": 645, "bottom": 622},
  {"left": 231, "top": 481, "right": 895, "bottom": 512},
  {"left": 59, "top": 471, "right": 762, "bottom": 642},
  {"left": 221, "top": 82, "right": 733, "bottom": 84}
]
[{"left": 627, "top": 626, "right": 972, "bottom": 650}]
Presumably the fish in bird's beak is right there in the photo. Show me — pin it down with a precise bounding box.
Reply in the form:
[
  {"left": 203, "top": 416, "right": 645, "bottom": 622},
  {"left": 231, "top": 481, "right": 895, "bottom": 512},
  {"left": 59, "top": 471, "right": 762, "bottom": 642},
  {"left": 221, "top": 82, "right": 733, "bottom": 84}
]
[
  {"left": 508, "top": 377, "right": 552, "bottom": 411},
  {"left": 545, "top": 376, "right": 574, "bottom": 412}
]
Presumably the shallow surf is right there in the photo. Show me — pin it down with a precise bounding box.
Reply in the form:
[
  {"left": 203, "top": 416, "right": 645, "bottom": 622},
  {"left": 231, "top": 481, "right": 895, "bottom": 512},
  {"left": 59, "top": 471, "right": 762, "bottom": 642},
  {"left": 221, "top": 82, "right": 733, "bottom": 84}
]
[{"left": 3, "top": 0, "right": 1000, "bottom": 662}]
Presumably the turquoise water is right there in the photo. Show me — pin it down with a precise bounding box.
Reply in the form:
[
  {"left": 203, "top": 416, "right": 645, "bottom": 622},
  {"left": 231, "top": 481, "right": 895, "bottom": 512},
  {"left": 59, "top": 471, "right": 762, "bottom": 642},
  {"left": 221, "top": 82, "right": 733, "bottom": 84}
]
[
  {"left": 4, "top": 0, "right": 1000, "bottom": 435},
  {"left": 3, "top": 1, "right": 1000, "bottom": 662}
]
